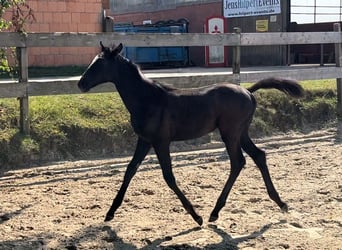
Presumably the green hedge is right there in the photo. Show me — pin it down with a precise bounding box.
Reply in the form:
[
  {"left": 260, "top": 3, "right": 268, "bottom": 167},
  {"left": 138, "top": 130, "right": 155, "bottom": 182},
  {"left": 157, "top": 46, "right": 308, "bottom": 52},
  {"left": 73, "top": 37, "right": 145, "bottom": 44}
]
[{"left": 0, "top": 80, "right": 338, "bottom": 169}]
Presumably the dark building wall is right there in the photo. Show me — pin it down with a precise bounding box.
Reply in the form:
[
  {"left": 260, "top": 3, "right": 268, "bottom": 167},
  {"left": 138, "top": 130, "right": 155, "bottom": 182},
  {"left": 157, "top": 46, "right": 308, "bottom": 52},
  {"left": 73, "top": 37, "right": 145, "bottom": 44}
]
[
  {"left": 288, "top": 21, "right": 341, "bottom": 64},
  {"left": 226, "top": 0, "right": 289, "bottom": 66},
  {"left": 110, "top": 0, "right": 290, "bottom": 66},
  {"left": 109, "top": 2, "right": 222, "bottom": 66}
]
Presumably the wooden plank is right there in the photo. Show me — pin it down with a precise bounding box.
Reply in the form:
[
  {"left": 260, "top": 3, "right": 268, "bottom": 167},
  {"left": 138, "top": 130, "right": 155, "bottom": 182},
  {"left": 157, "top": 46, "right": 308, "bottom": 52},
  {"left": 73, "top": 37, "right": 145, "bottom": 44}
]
[
  {"left": 7, "top": 66, "right": 336, "bottom": 97},
  {"left": 334, "top": 23, "right": 342, "bottom": 116},
  {"left": 241, "top": 32, "right": 342, "bottom": 46},
  {"left": 0, "top": 83, "right": 26, "bottom": 98},
  {"left": 27, "top": 81, "right": 115, "bottom": 96},
  {"left": 26, "top": 75, "right": 234, "bottom": 96},
  {"left": 25, "top": 32, "right": 342, "bottom": 47},
  {"left": 155, "top": 75, "right": 235, "bottom": 88},
  {"left": 240, "top": 67, "right": 342, "bottom": 82},
  {"left": 2, "top": 32, "right": 341, "bottom": 48},
  {"left": 18, "top": 47, "right": 30, "bottom": 135},
  {"left": 232, "top": 28, "right": 241, "bottom": 84},
  {"left": 0, "top": 33, "right": 26, "bottom": 47},
  {"left": 24, "top": 32, "right": 240, "bottom": 47}
]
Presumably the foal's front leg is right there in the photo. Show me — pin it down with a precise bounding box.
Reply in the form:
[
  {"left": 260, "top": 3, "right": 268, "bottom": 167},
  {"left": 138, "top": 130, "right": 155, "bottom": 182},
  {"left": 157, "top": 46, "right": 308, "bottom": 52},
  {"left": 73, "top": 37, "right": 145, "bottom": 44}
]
[
  {"left": 153, "top": 142, "right": 203, "bottom": 226},
  {"left": 105, "top": 138, "right": 151, "bottom": 222}
]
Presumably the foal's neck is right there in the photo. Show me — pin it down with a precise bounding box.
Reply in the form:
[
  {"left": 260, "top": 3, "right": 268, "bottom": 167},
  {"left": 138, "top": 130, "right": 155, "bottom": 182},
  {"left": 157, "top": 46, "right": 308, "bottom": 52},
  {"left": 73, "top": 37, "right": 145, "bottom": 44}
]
[{"left": 114, "top": 59, "right": 162, "bottom": 114}]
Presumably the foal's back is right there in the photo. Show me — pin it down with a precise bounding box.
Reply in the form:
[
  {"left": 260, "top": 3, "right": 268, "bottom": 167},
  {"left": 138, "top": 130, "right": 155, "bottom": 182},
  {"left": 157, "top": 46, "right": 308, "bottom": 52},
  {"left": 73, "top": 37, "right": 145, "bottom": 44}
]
[{"left": 161, "top": 83, "right": 256, "bottom": 141}]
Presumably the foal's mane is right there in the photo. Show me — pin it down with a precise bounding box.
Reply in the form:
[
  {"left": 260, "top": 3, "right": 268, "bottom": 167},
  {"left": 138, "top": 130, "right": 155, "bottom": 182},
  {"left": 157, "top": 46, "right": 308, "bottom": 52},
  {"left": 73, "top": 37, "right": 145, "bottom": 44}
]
[
  {"left": 102, "top": 43, "right": 176, "bottom": 92},
  {"left": 117, "top": 53, "right": 177, "bottom": 92}
]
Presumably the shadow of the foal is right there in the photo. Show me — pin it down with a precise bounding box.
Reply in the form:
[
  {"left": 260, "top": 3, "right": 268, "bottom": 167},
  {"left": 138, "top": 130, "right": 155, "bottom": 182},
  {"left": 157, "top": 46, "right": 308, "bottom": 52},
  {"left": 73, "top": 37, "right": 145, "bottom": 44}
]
[{"left": 101, "top": 220, "right": 287, "bottom": 249}]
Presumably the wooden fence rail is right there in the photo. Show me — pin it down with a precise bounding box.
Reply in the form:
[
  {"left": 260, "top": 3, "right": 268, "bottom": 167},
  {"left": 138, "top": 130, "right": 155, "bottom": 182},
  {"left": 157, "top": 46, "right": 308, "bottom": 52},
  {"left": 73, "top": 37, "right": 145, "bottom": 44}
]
[
  {"left": 1, "top": 66, "right": 341, "bottom": 98},
  {"left": 1, "top": 31, "right": 341, "bottom": 47},
  {"left": 1, "top": 25, "right": 342, "bottom": 135}
]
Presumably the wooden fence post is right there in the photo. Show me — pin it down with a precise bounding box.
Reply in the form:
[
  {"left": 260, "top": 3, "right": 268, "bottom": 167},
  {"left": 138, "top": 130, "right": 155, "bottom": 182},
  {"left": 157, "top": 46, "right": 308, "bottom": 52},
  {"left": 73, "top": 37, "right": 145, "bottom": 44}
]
[
  {"left": 232, "top": 27, "right": 241, "bottom": 84},
  {"left": 320, "top": 44, "right": 324, "bottom": 66},
  {"left": 334, "top": 23, "right": 342, "bottom": 117},
  {"left": 17, "top": 47, "right": 30, "bottom": 135}
]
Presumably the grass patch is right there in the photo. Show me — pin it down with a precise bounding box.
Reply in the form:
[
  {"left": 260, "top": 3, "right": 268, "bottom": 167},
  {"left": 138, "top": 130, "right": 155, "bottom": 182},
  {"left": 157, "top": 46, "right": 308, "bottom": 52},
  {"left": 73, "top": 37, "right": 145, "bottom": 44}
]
[
  {"left": 0, "top": 79, "right": 339, "bottom": 168},
  {"left": 244, "top": 79, "right": 337, "bottom": 136}
]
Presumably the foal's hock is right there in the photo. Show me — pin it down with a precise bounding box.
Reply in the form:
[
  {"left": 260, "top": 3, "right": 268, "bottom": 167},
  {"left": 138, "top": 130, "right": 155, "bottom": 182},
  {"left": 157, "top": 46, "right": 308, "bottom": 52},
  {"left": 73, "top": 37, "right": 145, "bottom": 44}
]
[{"left": 78, "top": 42, "right": 305, "bottom": 226}]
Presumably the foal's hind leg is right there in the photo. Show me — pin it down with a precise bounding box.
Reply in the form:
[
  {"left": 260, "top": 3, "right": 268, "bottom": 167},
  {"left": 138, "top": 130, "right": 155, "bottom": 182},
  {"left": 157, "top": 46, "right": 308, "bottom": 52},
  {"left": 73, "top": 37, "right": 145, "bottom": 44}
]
[
  {"left": 241, "top": 132, "right": 288, "bottom": 212},
  {"left": 209, "top": 135, "right": 246, "bottom": 222},
  {"left": 105, "top": 137, "right": 151, "bottom": 222},
  {"left": 153, "top": 141, "right": 203, "bottom": 226}
]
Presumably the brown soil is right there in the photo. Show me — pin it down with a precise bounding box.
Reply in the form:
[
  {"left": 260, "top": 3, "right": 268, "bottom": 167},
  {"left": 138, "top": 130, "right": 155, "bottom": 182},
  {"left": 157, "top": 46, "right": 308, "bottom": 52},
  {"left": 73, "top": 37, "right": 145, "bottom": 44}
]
[{"left": 1, "top": 128, "right": 341, "bottom": 249}]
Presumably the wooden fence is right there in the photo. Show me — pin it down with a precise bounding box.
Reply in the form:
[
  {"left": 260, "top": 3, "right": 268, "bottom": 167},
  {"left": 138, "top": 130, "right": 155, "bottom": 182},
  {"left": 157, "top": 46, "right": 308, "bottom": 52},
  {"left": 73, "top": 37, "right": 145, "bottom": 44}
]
[{"left": 1, "top": 23, "right": 342, "bottom": 135}]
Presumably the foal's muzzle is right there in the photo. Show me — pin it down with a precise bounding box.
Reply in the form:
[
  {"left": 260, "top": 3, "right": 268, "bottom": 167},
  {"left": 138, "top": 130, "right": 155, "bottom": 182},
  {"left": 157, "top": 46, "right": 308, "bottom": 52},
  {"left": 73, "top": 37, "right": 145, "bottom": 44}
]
[{"left": 77, "top": 78, "right": 89, "bottom": 93}]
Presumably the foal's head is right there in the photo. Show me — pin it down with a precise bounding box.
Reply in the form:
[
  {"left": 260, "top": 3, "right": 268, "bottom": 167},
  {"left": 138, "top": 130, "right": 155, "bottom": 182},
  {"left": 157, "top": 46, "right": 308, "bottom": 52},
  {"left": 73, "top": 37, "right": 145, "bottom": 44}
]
[{"left": 78, "top": 42, "right": 124, "bottom": 92}]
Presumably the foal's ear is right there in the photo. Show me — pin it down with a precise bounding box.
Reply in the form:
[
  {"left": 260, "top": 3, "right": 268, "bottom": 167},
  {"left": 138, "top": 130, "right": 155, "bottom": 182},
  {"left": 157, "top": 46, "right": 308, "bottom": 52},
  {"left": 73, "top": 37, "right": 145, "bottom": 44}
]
[
  {"left": 113, "top": 43, "right": 123, "bottom": 55},
  {"left": 100, "top": 41, "right": 106, "bottom": 52}
]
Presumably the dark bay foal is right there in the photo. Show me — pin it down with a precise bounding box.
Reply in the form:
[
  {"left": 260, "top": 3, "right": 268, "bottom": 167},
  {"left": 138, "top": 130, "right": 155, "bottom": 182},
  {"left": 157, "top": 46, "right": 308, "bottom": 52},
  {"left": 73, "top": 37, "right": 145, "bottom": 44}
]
[{"left": 78, "top": 42, "right": 305, "bottom": 225}]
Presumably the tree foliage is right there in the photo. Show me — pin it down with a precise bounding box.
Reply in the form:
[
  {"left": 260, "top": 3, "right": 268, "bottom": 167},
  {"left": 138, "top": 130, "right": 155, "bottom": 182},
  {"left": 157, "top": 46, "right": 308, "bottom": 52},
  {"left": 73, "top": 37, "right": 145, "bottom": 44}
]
[{"left": 0, "top": 0, "right": 35, "bottom": 75}]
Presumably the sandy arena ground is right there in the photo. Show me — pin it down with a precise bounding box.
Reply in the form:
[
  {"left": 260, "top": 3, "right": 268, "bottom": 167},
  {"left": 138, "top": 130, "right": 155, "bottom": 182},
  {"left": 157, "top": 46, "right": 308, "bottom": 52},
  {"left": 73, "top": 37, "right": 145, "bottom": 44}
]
[{"left": 0, "top": 128, "right": 341, "bottom": 249}]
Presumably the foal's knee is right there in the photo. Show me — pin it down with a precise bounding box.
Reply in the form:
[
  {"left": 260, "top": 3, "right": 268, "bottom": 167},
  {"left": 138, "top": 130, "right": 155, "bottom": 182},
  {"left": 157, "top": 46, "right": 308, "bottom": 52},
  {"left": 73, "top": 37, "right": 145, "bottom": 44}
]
[
  {"left": 252, "top": 149, "right": 267, "bottom": 167},
  {"left": 256, "top": 149, "right": 266, "bottom": 161}
]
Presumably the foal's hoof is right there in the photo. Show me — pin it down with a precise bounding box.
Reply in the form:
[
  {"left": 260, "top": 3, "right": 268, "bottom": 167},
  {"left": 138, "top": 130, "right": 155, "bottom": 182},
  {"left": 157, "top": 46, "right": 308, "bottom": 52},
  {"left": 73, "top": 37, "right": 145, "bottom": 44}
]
[
  {"left": 280, "top": 203, "right": 289, "bottom": 213},
  {"left": 208, "top": 214, "right": 218, "bottom": 223},
  {"left": 195, "top": 216, "right": 203, "bottom": 226},
  {"left": 104, "top": 214, "right": 114, "bottom": 222}
]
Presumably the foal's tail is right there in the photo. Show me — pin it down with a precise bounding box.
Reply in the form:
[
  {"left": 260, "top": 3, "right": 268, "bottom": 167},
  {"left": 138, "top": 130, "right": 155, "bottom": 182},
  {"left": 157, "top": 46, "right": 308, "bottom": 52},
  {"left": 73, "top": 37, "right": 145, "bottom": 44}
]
[{"left": 247, "top": 77, "right": 305, "bottom": 98}]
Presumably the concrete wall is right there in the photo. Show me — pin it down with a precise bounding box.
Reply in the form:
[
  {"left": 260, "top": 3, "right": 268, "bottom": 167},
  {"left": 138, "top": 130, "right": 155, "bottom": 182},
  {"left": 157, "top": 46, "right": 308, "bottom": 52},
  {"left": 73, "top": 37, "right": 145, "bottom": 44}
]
[{"left": 26, "top": 0, "right": 104, "bottom": 67}]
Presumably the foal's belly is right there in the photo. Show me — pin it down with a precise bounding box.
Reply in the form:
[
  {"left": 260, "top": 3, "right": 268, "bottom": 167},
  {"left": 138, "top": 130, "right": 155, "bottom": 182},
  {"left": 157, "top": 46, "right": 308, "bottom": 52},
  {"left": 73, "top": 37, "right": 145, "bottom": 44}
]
[
  {"left": 172, "top": 129, "right": 216, "bottom": 141},
  {"left": 171, "top": 116, "right": 217, "bottom": 141}
]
